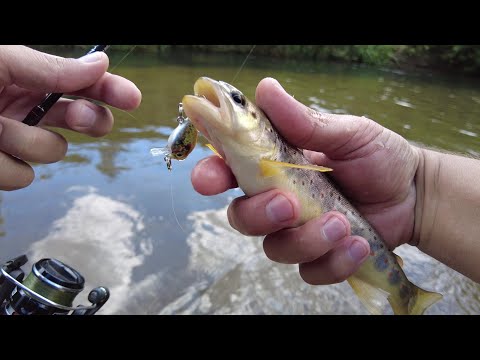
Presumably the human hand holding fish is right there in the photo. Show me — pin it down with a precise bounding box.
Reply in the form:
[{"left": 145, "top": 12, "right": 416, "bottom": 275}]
[{"left": 185, "top": 77, "right": 480, "bottom": 314}]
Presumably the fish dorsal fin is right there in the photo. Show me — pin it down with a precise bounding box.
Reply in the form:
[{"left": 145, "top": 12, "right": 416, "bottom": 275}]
[
  {"left": 259, "top": 159, "right": 333, "bottom": 178},
  {"left": 393, "top": 253, "right": 404, "bottom": 268},
  {"left": 347, "top": 276, "right": 389, "bottom": 315},
  {"left": 206, "top": 144, "right": 223, "bottom": 158}
]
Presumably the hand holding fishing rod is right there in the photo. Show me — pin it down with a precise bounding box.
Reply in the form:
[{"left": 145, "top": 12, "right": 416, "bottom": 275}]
[
  {"left": 22, "top": 45, "right": 110, "bottom": 126},
  {"left": 0, "top": 45, "right": 142, "bottom": 191}
]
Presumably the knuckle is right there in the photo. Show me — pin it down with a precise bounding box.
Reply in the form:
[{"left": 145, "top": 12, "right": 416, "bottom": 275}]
[{"left": 293, "top": 232, "right": 318, "bottom": 263}]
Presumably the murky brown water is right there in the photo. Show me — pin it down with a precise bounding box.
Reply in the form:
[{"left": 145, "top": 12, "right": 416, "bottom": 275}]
[{"left": 1, "top": 47, "right": 479, "bottom": 314}]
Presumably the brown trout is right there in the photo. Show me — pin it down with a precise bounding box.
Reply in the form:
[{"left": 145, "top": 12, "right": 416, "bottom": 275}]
[{"left": 182, "top": 77, "right": 443, "bottom": 315}]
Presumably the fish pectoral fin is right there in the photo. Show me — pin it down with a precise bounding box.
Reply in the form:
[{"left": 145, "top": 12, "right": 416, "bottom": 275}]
[
  {"left": 259, "top": 159, "right": 333, "bottom": 178},
  {"left": 393, "top": 253, "right": 404, "bottom": 268},
  {"left": 206, "top": 144, "right": 223, "bottom": 159},
  {"left": 347, "top": 276, "right": 390, "bottom": 315}
]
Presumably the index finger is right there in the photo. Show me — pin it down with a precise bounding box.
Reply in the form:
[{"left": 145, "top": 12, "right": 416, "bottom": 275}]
[{"left": 71, "top": 72, "right": 142, "bottom": 111}]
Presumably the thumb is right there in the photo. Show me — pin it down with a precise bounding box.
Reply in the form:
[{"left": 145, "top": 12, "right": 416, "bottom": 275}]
[
  {"left": 255, "top": 77, "right": 384, "bottom": 159},
  {"left": 0, "top": 45, "right": 109, "bottom": 93}
]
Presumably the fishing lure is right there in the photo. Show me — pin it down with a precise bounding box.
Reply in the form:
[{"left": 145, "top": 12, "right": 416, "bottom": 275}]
[{"left": 150, "top": 103, "right": 198, "bottom": 171}]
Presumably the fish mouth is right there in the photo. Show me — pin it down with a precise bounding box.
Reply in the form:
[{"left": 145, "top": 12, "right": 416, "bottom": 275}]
[{"left": 182, "top": 77, "right": 230, "bottom": 157}]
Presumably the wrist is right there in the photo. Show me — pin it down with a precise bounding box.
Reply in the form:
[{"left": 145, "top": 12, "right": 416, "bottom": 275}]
[{"left": 411, "top": 147, "right": 440, "bottom": 249}]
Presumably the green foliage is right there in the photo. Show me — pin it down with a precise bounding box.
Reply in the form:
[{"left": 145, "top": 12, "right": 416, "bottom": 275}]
[
  {"left": 27, "top": 45, "right": 480, "bottom": 75},
  {"left": 400, "top": 45, "right": 480, "bottom": 73}
]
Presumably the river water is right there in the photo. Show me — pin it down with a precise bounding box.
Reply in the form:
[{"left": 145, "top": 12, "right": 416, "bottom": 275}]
[{"left": 1, "top": 47, "right": 479, "bottom": 314}]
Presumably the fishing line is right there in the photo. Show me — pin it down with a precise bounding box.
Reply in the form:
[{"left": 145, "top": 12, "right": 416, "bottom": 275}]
[
  {"left": 107, "top": 45, "right": 142, "bottom": 121},
  {"left": 231, "top": 45, "right": 256, "bottom": 84},
  {"left": 109, "top": 45, "right": 138, "bottom": 72},
  {"left": 170, "top": 181, "right": 187, "bottom": 234}
]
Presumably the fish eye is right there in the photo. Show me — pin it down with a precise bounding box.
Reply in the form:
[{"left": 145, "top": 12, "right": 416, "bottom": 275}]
[{"left": 231, "top": 91, "right": 246, "bottom": 106}]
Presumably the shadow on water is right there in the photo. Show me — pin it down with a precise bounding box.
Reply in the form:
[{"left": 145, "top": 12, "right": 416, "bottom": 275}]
[{"left": 1, "top": 46, "right": 480, "bottom": 314}]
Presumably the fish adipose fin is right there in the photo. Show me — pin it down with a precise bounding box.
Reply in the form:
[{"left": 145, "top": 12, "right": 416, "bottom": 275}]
[
  {"left": 259, "top": 159, "right": 333, "bottom": 177},
  {"left": 347, "top": 276, "right": 389, "bottom": 315}
]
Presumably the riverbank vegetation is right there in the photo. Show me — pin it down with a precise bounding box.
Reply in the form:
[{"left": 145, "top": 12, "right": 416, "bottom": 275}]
[{"left": 31, "top": 45, "right": 480, "bottom": 75}]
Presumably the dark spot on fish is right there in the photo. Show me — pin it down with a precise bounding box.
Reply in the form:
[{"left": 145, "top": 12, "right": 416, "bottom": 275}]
[
  {"left": 368, "top": 227, "right": 372, "bottom": 232},
  {"left": 302, "top": 181, "right": 305, "bottom": 186},
  {"left": 374, "top": 236, "right": 377, "bottom": 240},
  {"left": 293, "top": 180, "right": 296, "bottom": 184},
  {"left": 337, "top": 196, "right": 341, "bottom": 201},
  {"left": 374, "top": 253, "right": 389, "bottom": 271},
  {"left": 312, "top": 194, "right": 315, "bottom": 199},
  {"left": 251, "top": 112, "right": 257, "bottom": 119},
  {"left": 310, "top": 179, "right": 313, "bottom": 185},
  {"left": 269, "top": 128, "right": 273, "bottom": 132},
  {"left": 388, "top": 269, "right": 401, "bottom": 285},
  {"left": 330, "top": 191, "right": 333, "bottom": 197},
  {"left": 399, "top": 284, "right": 411, "bottom": 299}
]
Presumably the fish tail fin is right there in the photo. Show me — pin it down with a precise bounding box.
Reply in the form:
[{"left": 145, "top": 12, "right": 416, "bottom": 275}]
[
  {"left": 407, "top": 285, "right": 443, "bottom": 315},
  {"left": 348, "top": 276, "right": 443, "bottom": 315},
  {"left": 387, "top": 284, "right": 442, "bottom": 315},
  {"left": 347, "top": 276, "right": 389, "bottom": 315}
]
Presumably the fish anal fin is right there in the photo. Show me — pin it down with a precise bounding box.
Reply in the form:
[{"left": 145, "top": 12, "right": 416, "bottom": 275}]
[
  {"left": 347, "top": 276, "right": 389, "bottom": 315},
  {"left": 259, "top": 159, "right": 332, "bottom": 178}
]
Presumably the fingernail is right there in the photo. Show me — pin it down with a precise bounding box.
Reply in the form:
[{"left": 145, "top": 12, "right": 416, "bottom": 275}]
[
  {"left": 80, "top": 52, "right": 103, "bottom": 63},
  {"left": 75, "top": 105, "right": 96, "bottom": 127},
  {"left": 266, "top": 194, "right": 294, "bottom": 224},
  {"left": 348, "top": 240, "right": 369, "bottom": 262},
  {"left": 322, "top": 217, "right": 346, "bottom": 243}
]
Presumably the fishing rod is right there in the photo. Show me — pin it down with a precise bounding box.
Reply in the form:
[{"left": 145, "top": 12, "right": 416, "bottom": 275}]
[{"left": 22, "top": 45, "right": 110, "bottom": 126}]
